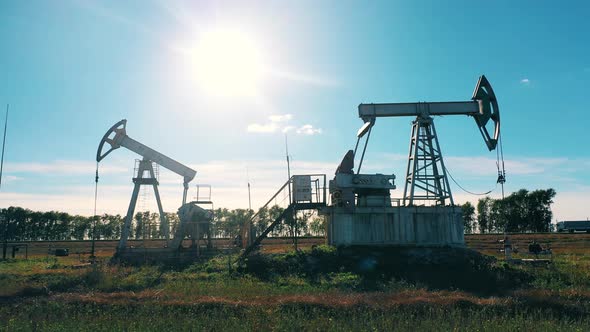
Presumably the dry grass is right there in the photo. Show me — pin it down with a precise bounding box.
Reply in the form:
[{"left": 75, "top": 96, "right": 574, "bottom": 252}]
[{"left": 2, "top": 234, "right": 590, "bottom": 330}]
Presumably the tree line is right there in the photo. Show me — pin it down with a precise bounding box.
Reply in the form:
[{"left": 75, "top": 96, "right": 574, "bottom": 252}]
[
  {"left": 0, "top": 205, "right": 327, "bottom": 242},
  {"left": 461, "top": 188, "right": 556, "bottom": 233},
  {"left": 1, "top": 188, "right": 556, "bottom": 242}
]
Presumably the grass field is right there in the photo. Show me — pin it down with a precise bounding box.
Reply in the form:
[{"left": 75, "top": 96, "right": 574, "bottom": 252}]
[{"left": 1, "top": 234, "right": 589, "bottom": 331}]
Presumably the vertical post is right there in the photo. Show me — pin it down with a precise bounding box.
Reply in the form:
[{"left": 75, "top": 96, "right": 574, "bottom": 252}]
[
  {"left": 285, "top": 134, "right": 297, "bottom": 250},
  {"left": 0, "top": 105, "right": 8, "bottom": 259},
  {"left": 285, "top": 134, "right": 291, "bottom": 203},
  {"left": 90, "top": 215, "right": 97, "bottom": 259},
  {"left": 2, "top": 216, "right": 7, "bottom": 260},
  {"left": 196, "top": 220, "right": 200, "bottom": 257},
  {"left": 119, "top": 160, "right": 148, "bottom": 250},
  {"left": 182, "top": 182, "right": 189, "bottom": 205},
  {"left": 430, "top": 122, "right": 453, "bottom": 206},
  {"left": 0, "top": 104, "right": 8, "bottom": 189},
  {"left": 91, "top": 163, "right": 99, "bottom": 259},
  {"left": 248, "top": 182, "right": 252, "bottom": 211},
  {"left": 148, "top": 163, "right": 168, "bottom": 244},
  {"left": 403, "top": 119, "right": 420, "bottom": 206}
]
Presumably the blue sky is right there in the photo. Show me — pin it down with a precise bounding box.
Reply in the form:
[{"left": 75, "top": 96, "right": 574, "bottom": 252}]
[{"left": 1, "top": 0, "right": 589, "bottom": 221}]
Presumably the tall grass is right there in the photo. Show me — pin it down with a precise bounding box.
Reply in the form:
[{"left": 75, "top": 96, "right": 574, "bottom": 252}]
[
  {"left": 1, "top": 300, "right": 588, "bottom": 332},
  {"left": 1, "top": 248, "right": 590, "bottom": 331}
]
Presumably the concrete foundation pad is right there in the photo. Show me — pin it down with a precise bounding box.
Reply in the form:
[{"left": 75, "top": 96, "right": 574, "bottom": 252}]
[{"left": 326, "top": 205, "right": 464, "bottom": 247}]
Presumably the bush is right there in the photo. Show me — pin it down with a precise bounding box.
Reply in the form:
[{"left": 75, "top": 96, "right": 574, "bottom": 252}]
[{"left": 241, "top": 246, "right": 535, "bottom": 293}]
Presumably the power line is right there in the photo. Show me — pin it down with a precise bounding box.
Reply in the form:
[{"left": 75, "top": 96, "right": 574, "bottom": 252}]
[{"left": 444, "top": 165, "right": 496, "bottom": 196}]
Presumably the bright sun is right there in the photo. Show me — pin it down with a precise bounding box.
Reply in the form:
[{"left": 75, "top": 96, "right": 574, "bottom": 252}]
[{"left": 192, "top": 29, "right": 264, "bottom": 98}]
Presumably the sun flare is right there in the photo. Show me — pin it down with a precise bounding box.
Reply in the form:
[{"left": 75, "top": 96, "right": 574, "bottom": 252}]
[{"left": 192, "top": 29, "right": 264, "bottom": 98}]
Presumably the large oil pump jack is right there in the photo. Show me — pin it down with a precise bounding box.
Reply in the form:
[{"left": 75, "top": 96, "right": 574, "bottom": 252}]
[
  {"left": 356, "top": 75, "right": 500, "bottom": 206},
  {"left": 325, "top": 75, "right": 501, "bottom": 247},
  {"left": 96, "top": 119, "right": 197, "bottom": 252}
]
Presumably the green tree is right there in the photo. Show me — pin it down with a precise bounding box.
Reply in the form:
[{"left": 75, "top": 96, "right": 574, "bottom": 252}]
[
  {"left": 309, "top": 216, "right": 326, "bottom": 236},
  {"left": 253, "top": 206, "right": 270, "bottom": 236},
  {"left": 212, "top": 208, "right": 228, "bottom": 238},
  {"left": 268, "top": 205, "right": 285, "bottom": 236},
  {"left": 476, "top": 188, "right": 556, "bottom": 233},
  {"left": 526, "top": 188, "right": 556, "bottom": 232},
  {"left": 134, "top": 212, "right": 146, "bottom": 239},
  {"left": 461, "top": 202, "right": 475, "bottom": 234},
  {"left": 167, "top": 212, "right": 180, "bottom": 237},
  {"left": 476, "top": 197, "right": 492, "bottom": 233},
  {"left": 71, "top": 215, "right": 91, "bottom": 240}
]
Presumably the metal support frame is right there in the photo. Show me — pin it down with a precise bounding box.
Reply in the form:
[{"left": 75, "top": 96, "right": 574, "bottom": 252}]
[
  {"left": 118, "top": 158, "right": 168, "bottom": 250},
  {"left": 403, "top": 116, "right": 453, "bottom": 206}
]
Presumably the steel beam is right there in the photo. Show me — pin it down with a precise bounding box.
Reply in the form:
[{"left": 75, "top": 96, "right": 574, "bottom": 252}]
[{"left": 359, "top": 101, "right": 480, "bottom": 119}]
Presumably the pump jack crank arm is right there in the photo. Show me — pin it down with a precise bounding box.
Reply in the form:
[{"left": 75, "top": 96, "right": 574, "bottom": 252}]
[{"left": 96, "top": 119, "right": 127, "bottom": 162}]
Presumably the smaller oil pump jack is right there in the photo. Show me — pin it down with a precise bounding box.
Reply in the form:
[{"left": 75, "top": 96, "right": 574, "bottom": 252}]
[{"left": 97, "top": 120, "right": 212, "bottom": 261}]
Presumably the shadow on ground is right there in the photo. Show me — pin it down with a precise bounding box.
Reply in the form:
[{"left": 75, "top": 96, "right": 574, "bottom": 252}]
[{"left": 242, "top": 246, "right": 532, "bottom": 294}]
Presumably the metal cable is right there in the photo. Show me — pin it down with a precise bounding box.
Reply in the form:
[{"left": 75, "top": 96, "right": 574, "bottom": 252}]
[
  {"left": 444, "top": 165, "right": 497, "bottom": 196},
  {"left": 498, "top": 133, "right": 506, "bottom": 199},
  {"left": 94, "top": 162, "right": 99, "bottom": 216}
]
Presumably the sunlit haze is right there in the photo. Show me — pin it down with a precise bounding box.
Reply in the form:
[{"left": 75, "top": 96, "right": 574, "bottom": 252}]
[
  {"left": 0, "top": 1, "right": 589, "bottom": 222},
  {"left": 190, "top": 28, "right": 264, "bottom": 98}
]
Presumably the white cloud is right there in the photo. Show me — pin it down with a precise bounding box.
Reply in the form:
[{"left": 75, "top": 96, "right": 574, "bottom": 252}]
[
  {"left": 269, "top": 114, "right": 293, "bottom": 123},
  {"left": 249, "top": 114, "right": 322, "bottom": 135},
  {"left": 1, "top": 175, "right": 23, "bottom": 183},
  {"left": 520, "top": 78, "right": 530, "bottom": 84},
  {"left": 271, "top": 70, "right": 340, "bottom": 87},
  {"left": 0, "top": 158, "right": 338, "bottom": 215},
  {"left": 445, "top": 156, "right": 573, "bottom": 177},
  {"left": 4, "top": 160, "right": 128, "bottom": 175},
  {"left": 552, "top": 192, "right": 590, "bottom": 221},
  {"left": 4, "top": 155, "right": 589, "bottom": 221},
  {"left": 296, "top": 124, "right": 322, "bottom": 135},
  {"left": 246, "top": 123, "right": 278, "bottom": 133}
]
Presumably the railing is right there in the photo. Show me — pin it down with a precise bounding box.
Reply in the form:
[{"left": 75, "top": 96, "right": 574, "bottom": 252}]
[{"left": 240, "top": 174, "right": 326, "bottom": 249}]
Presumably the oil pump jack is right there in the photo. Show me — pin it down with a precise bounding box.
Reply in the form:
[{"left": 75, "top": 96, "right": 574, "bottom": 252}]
[
  {"left": 325, "top": 75, "right": 501, "bottom": 247},
  {"left": 97, "top": 120, "right": 213, "bottom": 260}
]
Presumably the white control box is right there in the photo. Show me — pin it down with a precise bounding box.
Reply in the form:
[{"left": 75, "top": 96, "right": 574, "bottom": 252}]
[{"left": 293, "top": 175, "right": 312, "bottom": 202}]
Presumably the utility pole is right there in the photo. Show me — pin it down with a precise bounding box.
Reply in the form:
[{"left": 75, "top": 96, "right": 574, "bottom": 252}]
[
  {"left": 285, "top": 134, "right": 297, "bottom": 250},
  {"left": 247, "top": 168, "right": 252, "bottom": 211},
  {"left": 0, "top": 104, "right": 9, "bottom": 189},
  {"left": 285, "top": 134, "right": 291, "bottom": 181},
  {"left": 91, "top": 163, "right": 99, "bottom": 260},
  {"left": 1, "top": 105, "right": 9, "bottom": 259}
]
